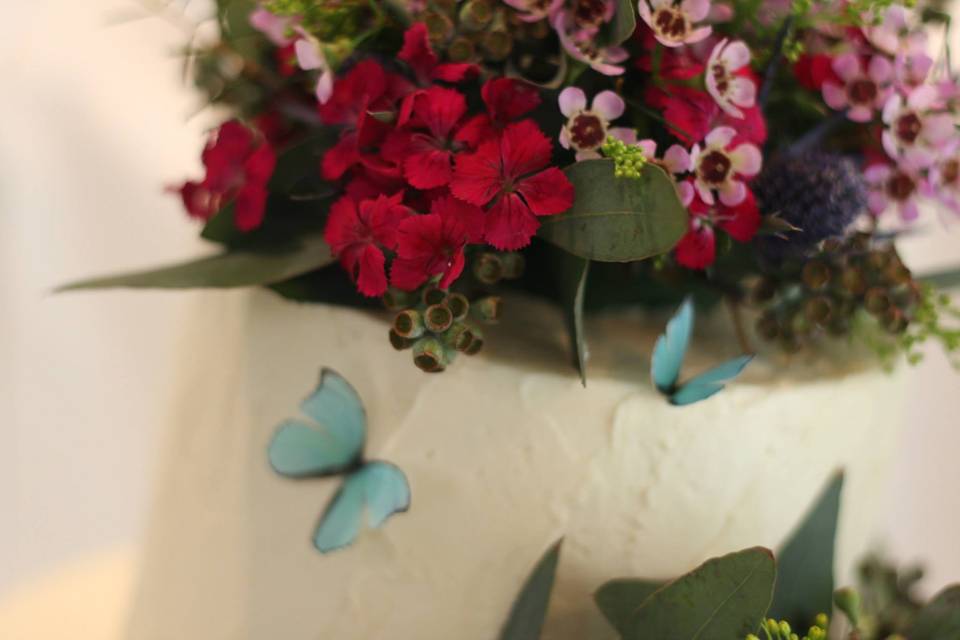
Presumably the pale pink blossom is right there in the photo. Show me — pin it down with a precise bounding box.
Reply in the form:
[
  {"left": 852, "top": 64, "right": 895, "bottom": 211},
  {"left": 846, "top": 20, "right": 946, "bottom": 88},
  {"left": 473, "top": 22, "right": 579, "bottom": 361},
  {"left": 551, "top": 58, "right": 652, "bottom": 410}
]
[
  {"left": 863, "top": 5, "right": 927, "bottom": 57},
  {"left": 865, "top": 160, "right": 929, "bottom": 222},
  {"left": 822, "top": 53, "right": 894, "bottom": 122},
  {"left": 690, "top": 126, "right": 761, "bottom": 206},
  {"left": 553, "top": 12, "right": 628, "bottom": 75},
  {"left": 705, "top": 39, "right": 756, "bottom": 119},
  {"left": 637, "top": 0, "right": 712, "bottom": 48},
  {"left": 558, "top": 88, "right": 634, "bottom": 160},
  {"left": 502, "top": 0, "right": 564, "bottom": 23},
  {"left": 293, "top": 29, "right": 334, "bottom": 104},
  {"left": 927, "top": 139, "right": 960, "bottom": 216},
  {"left": 881, "top": 86, "right": 955, "bottom": 166},
  {"left": 637, "top": 139, "right": 695, "bottom": 205}
]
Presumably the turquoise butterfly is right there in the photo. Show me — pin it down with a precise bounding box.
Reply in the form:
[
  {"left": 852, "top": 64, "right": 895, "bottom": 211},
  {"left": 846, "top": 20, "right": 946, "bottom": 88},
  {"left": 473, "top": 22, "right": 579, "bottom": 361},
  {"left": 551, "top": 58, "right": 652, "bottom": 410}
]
[
  {"left": 651, "top": 298, "right": 754, "bottom": 406},
  {"left": 268, "top": 369, "right": 411, "bottom": 553}
]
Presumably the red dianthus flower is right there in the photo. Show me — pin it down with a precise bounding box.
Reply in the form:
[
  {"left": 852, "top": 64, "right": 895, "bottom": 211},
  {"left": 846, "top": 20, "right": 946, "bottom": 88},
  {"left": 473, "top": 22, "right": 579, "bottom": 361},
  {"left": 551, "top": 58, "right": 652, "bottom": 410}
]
[{"left": 675, "top": 190, "right": 760, "bottom": 269}]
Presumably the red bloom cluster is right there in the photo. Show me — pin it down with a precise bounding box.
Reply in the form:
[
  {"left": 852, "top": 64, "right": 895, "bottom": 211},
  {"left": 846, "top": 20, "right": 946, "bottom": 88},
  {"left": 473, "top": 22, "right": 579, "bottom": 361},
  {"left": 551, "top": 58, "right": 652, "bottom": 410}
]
[
  {"left": 173, "top": 120, "right": 276, "bottom": 231},
  {"left": 318, "top": 24, "right": 574, "bottom": 297}
]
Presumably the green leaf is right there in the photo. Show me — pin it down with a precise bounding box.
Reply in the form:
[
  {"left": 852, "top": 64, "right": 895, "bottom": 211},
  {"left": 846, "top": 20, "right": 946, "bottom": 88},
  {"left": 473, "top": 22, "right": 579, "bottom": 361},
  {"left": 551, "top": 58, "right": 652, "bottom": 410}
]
[
  {"left": 595, "top": 579, "right": 663, "bottom": 637},
  {"left": 539, "top": 160, "right": 688, "bottom": 263},
  {"left": 769, "top": 473, "right": 843, "bottom": 625},
  {"left": 559, "top": 254, "right": 590, "bottom": 386},
  {"left": 608, "top": 0, "right": 637, "bottom": 45},
  {"left": 499, "top": 539, "right": 563, "bottom": 640},
  {"left": 627, "top": 547, "right": 776, "bottom": 640},
  {"left": 908, "top": 585, "right": 960, "bottom": 640},
  {"left": 58, "top": 235, "right": 333, "bottom": 291}
]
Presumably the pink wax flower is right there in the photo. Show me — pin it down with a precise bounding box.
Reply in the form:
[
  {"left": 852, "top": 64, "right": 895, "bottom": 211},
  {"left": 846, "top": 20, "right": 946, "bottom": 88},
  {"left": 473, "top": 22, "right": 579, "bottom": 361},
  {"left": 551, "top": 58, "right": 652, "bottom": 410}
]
[
  {"left": 705, "top": 39, "right": 756, "bottom": 119},
  {"left": 865, "top": 161, "right": 929, "bottom": 222},
  {"left": 690, "top": 126, "right": 762, "bottom": 206},
  {"left": 558, "top": 87, "right": 635, "bottom": 160},
  {"left": 636, "top": 0, "right": 712, "bottom": 48},
  {"left": 881, "top": 86, "right": 956, "bottom": 167},
  {"left": 822, "top": 53, "right": 894, "bottom": 123},
  {"left": 636, "top": 139, "right": 695, "bottom": 205},
  {"left": 553, "top": 12, "right": 628, "bottom": 76}
]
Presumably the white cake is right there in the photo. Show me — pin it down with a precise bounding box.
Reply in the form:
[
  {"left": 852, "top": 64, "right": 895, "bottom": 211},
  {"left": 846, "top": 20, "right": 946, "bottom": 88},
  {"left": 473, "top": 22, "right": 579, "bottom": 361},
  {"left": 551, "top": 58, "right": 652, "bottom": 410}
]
[{"left": 126, "top": 289, "right": 907, "bottom": 640}]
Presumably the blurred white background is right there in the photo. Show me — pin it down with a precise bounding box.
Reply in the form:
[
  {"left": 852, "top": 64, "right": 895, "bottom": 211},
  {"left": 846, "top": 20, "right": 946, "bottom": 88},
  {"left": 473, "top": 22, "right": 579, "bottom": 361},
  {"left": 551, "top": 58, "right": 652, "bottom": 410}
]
[{"left": 0, "top": 0, "right": 959, "bottom": 631}]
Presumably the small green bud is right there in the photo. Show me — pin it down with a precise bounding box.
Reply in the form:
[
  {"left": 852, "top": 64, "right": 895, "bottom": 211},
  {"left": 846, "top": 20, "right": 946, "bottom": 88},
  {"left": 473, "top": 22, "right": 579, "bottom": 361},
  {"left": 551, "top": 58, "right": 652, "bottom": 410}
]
[
  {"left": 446, "top": 292, "right": 470, "bottom": 321},
  {"left": 473, "top": 296, "right": 502, "bottom": 322},
  {"left": 834, "top": 587, "right": 861, "bottom": 628},
  {"left": 746, "top": 635, "right": 761, "bottom": 640},
  {"left": 778, "top": 621, "right": 791, "bottom": 637},
  {"left": 814, "top": 613, "right": 828, "bottom": 629},
  {"left": 473, "top": 253, "right": 504, "bottom": 285},
  {"left": 393, "top": 309, "right": 425, "bottom": 339},
  {"left": 389, "top": 329, "right": 416, "bottom": 351},
  {"left": 412, "top": 337, "right": 449, "bottom": 373},
  {"left": 424, "top": 303, "right": 454, "bottom": 333}
]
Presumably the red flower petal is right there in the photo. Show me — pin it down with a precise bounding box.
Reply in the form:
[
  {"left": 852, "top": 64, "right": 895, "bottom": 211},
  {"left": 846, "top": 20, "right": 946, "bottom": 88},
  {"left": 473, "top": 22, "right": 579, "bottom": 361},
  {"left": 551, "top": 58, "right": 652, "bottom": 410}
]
[
  {"left": 718, "top": 189, "right": 760, "bottom": 242},
  {"left": 322, "top": 134, "right": 360, "bottom": 181},
  {"left": 454, "top": 114, "right": 493, "bottom": 149},
  {"left": 234, "top": 183, "right": 269, "bottom": 231},
  {"left": 242, "top": 143, "right": 276, "bottom": 185},
  {"left": 356, "top": 243, "right": 389, "bottom": 297},
  {"left": 484, "top": 192, "right": 541, "bottom": 250},
  {"left": 432, "top": 195, "right": 485, "bottom": 244},
  {"left": 517, "top": 167, "right": 574, "bottom": 216},
  {"left": 324, "top": 196, "right": 362, "bottom": 254},
  {"left": 675, "top": 225, "right": 716, "bottom": 270},
  {"left": 432, "top": 62, "right": 479, "bottom": 83},
  {"left": 451, "top": 141, "right": 504, "bottom": 206},
  {"left": 405, "top": 147, "right": 454, "bottom": 190},
  {"left": 319, "top": 61, "right": 388, "bottom": 126},
  {"left": 482, "top": 77, "right": 541, "bottom": 122},
  {"left": 398, "top": 23, "right": 438, "bottom": 80},
  {"left": 501, "top": 120, "right": 552, "bottom": 180},
  {"left": 410, "top": 86, "right": 467, "bottom": 140},
  {"left": 359, "top": 192, "right": 410, "bottom": 250}
]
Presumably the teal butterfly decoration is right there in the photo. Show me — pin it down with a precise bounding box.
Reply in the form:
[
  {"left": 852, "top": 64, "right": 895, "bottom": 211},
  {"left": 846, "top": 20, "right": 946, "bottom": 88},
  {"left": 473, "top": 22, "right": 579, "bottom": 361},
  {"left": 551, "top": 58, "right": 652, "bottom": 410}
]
[
  {"left": 651, "top": 298, "right": 754, "bottom": 406},
  {"left": 268, "top": 369, "right": 411, "bottom": 553}
]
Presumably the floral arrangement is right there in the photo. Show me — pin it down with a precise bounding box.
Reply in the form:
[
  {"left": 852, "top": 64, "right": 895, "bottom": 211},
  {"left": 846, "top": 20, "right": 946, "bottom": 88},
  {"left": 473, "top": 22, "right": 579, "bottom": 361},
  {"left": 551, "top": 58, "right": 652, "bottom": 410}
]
[
  {"left": 64, "top": 0, "right": 960, "bottom": 379},
  {"left": 498, "top": 475, "right": 960, "bottom": 640}
]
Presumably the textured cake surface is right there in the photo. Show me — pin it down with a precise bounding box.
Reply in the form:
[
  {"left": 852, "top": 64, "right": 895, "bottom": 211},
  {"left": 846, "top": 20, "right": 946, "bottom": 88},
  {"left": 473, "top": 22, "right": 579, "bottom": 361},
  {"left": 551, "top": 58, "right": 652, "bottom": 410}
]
[{"left": 127, "top": 289, "right": 906, "bottom": 640}]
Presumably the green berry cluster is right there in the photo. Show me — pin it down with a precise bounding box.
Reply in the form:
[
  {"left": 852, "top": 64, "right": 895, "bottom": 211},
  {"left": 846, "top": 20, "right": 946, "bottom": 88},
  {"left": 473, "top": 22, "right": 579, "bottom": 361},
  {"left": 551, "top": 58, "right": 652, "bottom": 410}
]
[
  {"left": 746, "top": 614, "right": 828, "bottom": 640},
  {"left": 385, "top": 285, "right": 500, "bottom": 373},
  {"left": 601, "top": 136, "right": 647, "bottom": 179},
  {"left": 751, "top": 234, "right": 922, "bottom": 355}
]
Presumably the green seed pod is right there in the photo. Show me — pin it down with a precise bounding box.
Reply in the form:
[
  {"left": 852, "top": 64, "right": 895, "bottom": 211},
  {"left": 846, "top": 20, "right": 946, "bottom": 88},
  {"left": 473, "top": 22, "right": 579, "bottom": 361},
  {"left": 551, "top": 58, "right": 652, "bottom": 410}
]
[
  {"left": 393, "top": 309, "right": 425, "bottom": 339},
  {"left": 413, "top": 337, "right": 449, "bottom": 373},
  {"left": 791, "top": 309, "right": 812, "bottom": 336},
  {"left": 883, "top": 307, "right": 909, "bottom": 334},
  {"left": 841, "top": 266, "right": 867, "bottom": 296},
  {"left": 446, "top": 292, "right": 470, "bottom": 321},
  {"left": 473, "top": 296, "right": 502, "bottom": 322},
  {"left": 866, "top": 249, "right": 891, "bottom": 272},
  {"left": 459, "top": 0, "right": 493, "bottom": 31},
  {"left": 423, "top": 11, "right": 455, "bottom": 42},
  {"left": 422, "top": 285, "right": 448, "bottom": 307},
  {"left": 481, "top": 28, "right": 512, "bottom": 61},
  {"left": 499, "top": 252, "right": 526, "bottom": 279},
  {"left": 464, "top": 327, "right": 484, "bottom": 355},
  {"left": 751, "top": 277, "right": 777, "bottom": 304},
  {"left": 864, "top": 287, "right": 891, "bottom": 315},
  {"left": 389, "top": 329, "right": 416, "bottom": 351},
  {"left": 802, "top": 260, "right": 832, "bottom": 291},
  {"left": 447, "top": 36, "right": 476, "bottom": 62},
  {"left": 473, "top": 252, "right": 504, "bottom": 285},
  {"left": 804, "top": 296, "right": 833, "bottom": 327},
  {"left": 424, "top": 303, "right": 454, "bottom": 333},
  {"left": 383, "top": 288, "right": 415, "bottom": 311},
  {"left": 442, "top": 322, "right": 474, "bottom": 352}
]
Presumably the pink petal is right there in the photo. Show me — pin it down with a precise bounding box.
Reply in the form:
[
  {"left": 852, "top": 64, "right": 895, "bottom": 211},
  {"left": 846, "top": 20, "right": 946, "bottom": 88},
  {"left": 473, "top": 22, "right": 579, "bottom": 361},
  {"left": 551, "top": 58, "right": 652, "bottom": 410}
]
[
  {"left": 729, "top": 77, "right": 756, "bottom": 108},
  {"left": 686, "top": 26, "right": 712, "bottom": 45},
  {"left": 718, "top": 180, "right": 747, "bottom": 206},
  {"left": 923, "top": 113, "right": 956, "bottom": 144},
  {"left": 294, "top": 38, "right": 325, "bottom": 71},
  {"left": 609, "top": 127, "right": 638, "bottom": 145},
  {"left": 705, "top": 126, "right": 736, "bottom": 149},
  {"left": 695, "top": 179, "right": 714, "bottom": 205},
  {"left": 682, "top": 0, "right": 711, "bottom": 22},
  {"left": 316, "top": 71, "right": 334, "bottom": 104},
  {"left": 868, "top": 55, "right": 893, "bottom": 84},
  {"left": 559, "top": 127, "right": 572, "bottom": 150},
  {"left": 832, "top": 53, "right": 862, "bottom": 83},
  {"left": 881, "top": 130, "right": 900, "bottom": 159},
  {"left": 719, "top": 41, "right": 751, "bottom": 70},
  {"left": 636, "top": 0, "right": 653, "bottom": 27},
  {"left": 822, "top": 81, "right": 849, "bottom": 110},
  {"left": 592, "top": 90, "right": 625, "bottom": 121},
  {"left": 558, "top": 87, "right": 587, "bottom": 118},
  {"left": 867, "top": 191, "right": 889, "bottom": 215},
  {"left": 637, "top": 139, "right": 658, "bottom": 158},
  {"left": 881, "top": 93, "right": 902, "bottom": 124},
  {"left": 901, "top": 200, "right": 920, "bottom": 221},
  {"left": 677, "top": 180, "right": 695, "bottom": 206},
  {"left": 907, "top": 84, "right": 938, "bottom": 110},
  {"left": 729, "top": 143, "right": 762, "bottom": 176},
  {"left": 663, "top": 145, "right": 692, "bottom": 174},
  {"left": 847, "top": 105, "right": 874, "bottom": 123}
]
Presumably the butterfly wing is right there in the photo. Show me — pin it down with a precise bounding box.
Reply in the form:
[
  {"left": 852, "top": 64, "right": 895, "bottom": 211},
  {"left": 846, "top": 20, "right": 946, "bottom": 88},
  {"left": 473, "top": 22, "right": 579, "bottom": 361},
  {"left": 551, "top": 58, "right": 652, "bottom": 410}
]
[
  {"left": 669, "top": 355, "right": 754, "bottom": 406},
  {"left": 313, "top": 461, "right": 411, "bottom": 553},
  {"left": 651, "top": 297, "right": 694, "bottom": 394},
  {"left": 268, "top": 368, "right": 366, "bottom": 477}
]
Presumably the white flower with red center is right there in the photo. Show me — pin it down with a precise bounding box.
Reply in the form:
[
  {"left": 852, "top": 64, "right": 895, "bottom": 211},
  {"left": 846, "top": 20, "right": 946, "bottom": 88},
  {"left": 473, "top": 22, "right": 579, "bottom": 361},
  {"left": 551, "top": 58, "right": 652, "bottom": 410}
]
[
  {"left": 503, "top": 0, "right": 564, "bottom": 23},
  {"left": 881, "top": 86, "right": 956, "bottom": 167},
  {"left": 865, "top": 160, "right": 929, "bottom": 222},
  {"left": 927, "top": 140, "right": 960, "bottom": 216},
  {"left": 636, "top": 139, "right": 695, "bottom": 205},
  {"left": 863, "top": 5, "right": 927, "bottom": 58},
  {"left": 690, "top": 126, "right": 761, "bottom": 206},
  {"left": 558, "top": 88, "right": 634, "bottom": 160},
  {"left": 705, "top": 39, "right": 756, "bottom": 119},
  {"left": 637, "top": 0, "right": 712, "bottom": 48},
  {"left": 821, "top": 53, "right": 894, "bottom": 123},
  {"left": 553, "top": 12, "right": 628, "bottom": 75}
]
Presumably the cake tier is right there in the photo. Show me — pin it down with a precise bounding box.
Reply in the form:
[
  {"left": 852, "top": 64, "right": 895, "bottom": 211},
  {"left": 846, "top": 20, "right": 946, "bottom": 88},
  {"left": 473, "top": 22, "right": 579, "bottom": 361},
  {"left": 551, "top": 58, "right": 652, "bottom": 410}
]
[{"left": 127, "top": 290, "right": 906, "bottom": 640}]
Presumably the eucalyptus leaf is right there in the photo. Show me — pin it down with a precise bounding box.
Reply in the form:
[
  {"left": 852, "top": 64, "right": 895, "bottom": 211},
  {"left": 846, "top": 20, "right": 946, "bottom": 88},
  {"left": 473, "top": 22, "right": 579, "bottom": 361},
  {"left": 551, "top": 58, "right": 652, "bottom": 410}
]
[
  {"left": 627, "top": 547, "right": 776, "bottom": 640},
  {"left": 539, "top": 160, "right": 688, "bottom": 263},
  {"left": 769, "top": 473, "right": 843, "bottom": 625},
  {"left": 58, "top": 235, "right": 333, "bottom": 291},
  {"left": 907, "top": 585, "right": 960, "bottom": 640},
  {"left": 499, "top": 539, "right": 563, "bottom": 640},
  {"left": 608, "top": 0, "right": 637, "bottom": 45},
  {"left": 559, "top": 254, "right": 590, "bottom": 386},
  {"left": 595, "top": 579, "right": 663, "bottom": 637}
]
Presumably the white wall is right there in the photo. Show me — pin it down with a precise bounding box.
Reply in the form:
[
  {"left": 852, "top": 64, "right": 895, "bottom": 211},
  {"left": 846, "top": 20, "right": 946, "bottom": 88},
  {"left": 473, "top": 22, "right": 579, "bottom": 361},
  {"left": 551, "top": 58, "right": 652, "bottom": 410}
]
[{"left": 1, "top": 0, "right": 958, "bottom": 600}]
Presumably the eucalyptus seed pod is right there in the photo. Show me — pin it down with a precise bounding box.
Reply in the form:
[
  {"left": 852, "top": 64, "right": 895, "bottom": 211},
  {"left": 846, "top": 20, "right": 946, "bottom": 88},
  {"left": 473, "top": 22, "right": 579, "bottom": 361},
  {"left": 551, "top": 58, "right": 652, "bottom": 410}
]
[
  {"left": 459, "top": 0, "right": 493, "bottom": 31},
  {"left": 480, "top": 13, "right": 512, "bottom": 61},
  {"left": 802, "top": 260, "right": 832, "bottom": 291},
  {"left": 791, "top": 309, "right": 812, "bottom": 337},
  {"left": 828, "top": 315, "right": 851, "bottom": 337},
  {"left": 389, "top": 329, "right": 416, "bottom": 351},
  {"left": 447, "top": 36, "right": 476, "bottom": 62},
  {"left": 841, "top": 266, "right": 868, "bottom": 296},
  {"left": 442, "top": 322, "right": 474, "bottom": 352},
  {"left": 750, "top": 277, "right": 778, "bottom": 304},
  {"left": 499, "top": 252, "right": 526, "bottom": 279},
  {"left": 755, "top": 311, "right": 781, "bottom": 341},
  {"left": 473, "top": 252, "right": 504, "bottom": 285},
  {"left": 804, "top": 296, "right": 833, "bottom": 327},
  {"left": 393, "top": 309, "right": 426, "bottom": 339},
  {"left": 883, "top": 308, "right": 909, "bottom": 334},
  {"left": 424, "top": 303, "right": 455, "bottom": 333},
  {"left": 422, "top": 285, "right": 447, "bottom": 307},
  {"left": 446, "top": 292, "right": 470, "bottom": 321},
  {"left": 473, "top": 296, "right": 502, "bottom": 322},
  {"left": 413, "top": 337, "right": 450, "bottom": 373},
  {"left": 864, "top": 287, "right": 891, "bottom": 315},
  {"left": 383, "top": 288, "right": 415, "bottom": 311},
  {"left": 423, "top": 11, "right": 455, "bottom": 41},
  {"left": 464, "top": 327, "right": 484, "bottom": 355}
]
